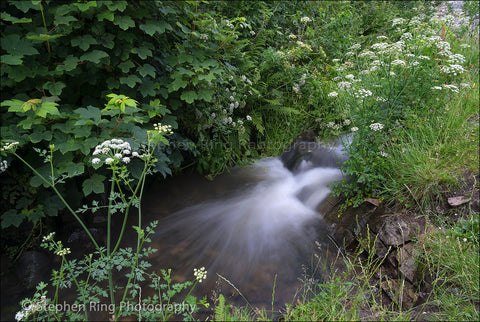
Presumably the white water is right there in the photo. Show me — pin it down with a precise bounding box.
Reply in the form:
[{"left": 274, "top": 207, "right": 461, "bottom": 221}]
[{"left": 151, "top": 157, "right": 345, "bottom": 300}]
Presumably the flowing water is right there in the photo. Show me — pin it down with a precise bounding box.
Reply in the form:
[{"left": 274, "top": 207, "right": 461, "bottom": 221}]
[
  {"left": 0, "top": 141, "right": 348, "bottom": 320},
  {"left": 141, "top": 141, "right": 348, "bottom": 309}
]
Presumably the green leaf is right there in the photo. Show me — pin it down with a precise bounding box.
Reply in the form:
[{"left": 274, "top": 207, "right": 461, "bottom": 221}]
[
  {"left": 131, "top": 47, "right": 152, "bottom": 59},
  {"left": 1, "top": 12, "right": 32, "bottom": 24},
  {"left": 27, "top": 34, "right": 64, "bottom": 41},
  {"left": 71, "top": 35, "right": 98, "bottom": 51},
  {"left": 97, "top": 10, "right": 114, "bottom": 22},
  {"left": 197, "top": 89, "right": 214, "bottom": 102},
  {"left": 137, "top": 64, "right": 156, "bottom": 78},
  {"left": 58, "top": 55, "right": 80, "bottom": 72},
  {"left": 72, "top": 124, "right": 92, "bottom": 138},
  {"left": 1, "top": 54, "right": 23, "bottom": 65},
  {"left": 57, "top": 139, "right": 84, "bottom": 154},
  {"left": 178, "top": 53, "right": 193, "bottom": 64},
  {"left": 167, "top": 77, "right": 188, "bottom": 92},
  {"left": 11, "top": 1, "right": 40, "bottom": 13},
  {"left": 180, "top": 91, "right": 198, "bottom": 104},
  {"left": 54, "top": 15, "right": 78, "bottom": 25},
  {"left": 139, "top": 79, "right": 156, "bottom": 97},
  {"left": 198, "top": 73, "right": 217, "bottom": 82},
  {"left": 82, "top": 174, "right": 106, "bottom": 197},
  {"left": 119, "top": 75, "right": 141, "bottom": 88},
  {"left": 113, "top": 15, "right": 135, "bottom": 30},
  {"left": 73, "top": 1, "right": 97, "bottom": 11},
  {"left": 118, "top": 60, "right": 134, "bottom": 73},
  {"left": 74, "top": 105, "right": 103, "bottom": 125},
  {"left": 1, "top": 210, "right": 24, "bottom": 228},
  {"left": 35, "top": 101, "right": 60, "bottom": 118},
  {"left": 43, "top": 82, "right": 66, "bottom": 96},
  {"left": 105, "top": 1, "right": 128, "bottom": 11},
  {"left": 30, "top": 130, "right": 52, "bottom": 143},
  {"left": 1, "top": 34, "right": 39, "bottom": 56},
  {"left": 4, "top": 65, "right": 30, "bottom": 82},
  {"left": 81, "top": 50, "right": 109, "bottom": 64},
  {"left": 139, "top": 21, "right": 172, "bottom": 36},
  {"left": 99, "top": 33, "right": 115, "bottom": 49},
  {"left": 1, "top": 99, "right": 24, "bottom": 112}
]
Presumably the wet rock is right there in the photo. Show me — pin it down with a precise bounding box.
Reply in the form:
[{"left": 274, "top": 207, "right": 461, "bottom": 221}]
[
  {"left": 280, "top": 132, "right": 349, "bottom": 171},
  {"left": 16, "top": 251, "right": 51, "bottom": 289},
  {"left": 396, "top": 243, "right": 418, "bottom": 284},
  {"left": 447, "top": 196, "right": 471, "bottom": 207},
  {"left": 372, "top": 215, "right": 412, "bottom": 247},
  {"left": 380, "top": 279, "right": 418, "bottom": 308}
]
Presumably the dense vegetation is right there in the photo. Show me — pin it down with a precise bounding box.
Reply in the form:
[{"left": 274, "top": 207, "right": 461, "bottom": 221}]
[{"left": 1, "top": 0, "right": 478, "bottom": 321}]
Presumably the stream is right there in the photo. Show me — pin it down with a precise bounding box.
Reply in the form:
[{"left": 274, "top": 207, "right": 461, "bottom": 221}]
[{"left": 1, "top": 140, "right": 350, "bottom": 319}]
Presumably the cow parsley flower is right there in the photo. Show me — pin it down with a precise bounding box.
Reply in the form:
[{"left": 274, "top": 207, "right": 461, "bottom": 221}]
[
  {"left": 351, "top": 127, "right": 359, "bottom": 132},
  {"left": 300, "top": 16, "right": 312, "bottom": 23},
  {"left": 369, "top": 123, "right": 384, "bottom": 131},
  {"left": 355, "top": 89, "right": 373, "bottom": 99},
  {"left": 328, "top": 91, "right": 339, "bottom": 97},
  {"left": 0, "top": 160, "right": 7, "bottom": 173},
  {"left": 56, "top": 248, "right": 71, "bottom": 256},
  {"left": 194, "top": 267, "right": 207, "bottom": 283},
  {"left": 0, "top": 141, "right": 19, "bottom": 152}
]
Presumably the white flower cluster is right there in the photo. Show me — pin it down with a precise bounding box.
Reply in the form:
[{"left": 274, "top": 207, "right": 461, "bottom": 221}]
[
  {"left": 194, "top": 267, "right": 207, "bottom": 283},
  {"left": 296, "top": 41, "right": 312, "bottom": 51},
  {"left": 92, "top": 139, "right": 140, "bottom": 166},
  {"left": 42, "top": 232, "right": 55, "bottom": 242},
  {"left": 351, "top": 126, "right": 359, "bottom": 132},
  {"left": 250, "top": 30, "right": 255, "bottom": 36},
  {"left": 0, "top": 141, "right": 19, "bottom": 152},
  {"left": 199, "top": 34, "right": 209, "bottom": 41},
  {"left": 328, "top": 91, "right": 338, "bottom": 98},
  {"left": 350, "top": 43, "right": 361, "bottom": 50},
  {"left": 447, "top": 54, "right": 465, "bottom": 65},
  {"left": 15, "top": 296, "right": 47, "bottom": 321},
  {"left": 400, "top": 32, "right": 413, "bottom": 42},
  {"left": 369, "top": 123, "right": 384, "bottom": 131},
  {"left": 56, "top": 248, "right": 71, "bottom": 256},
  {"left": 441, "top": 64, "right": 465, "bottom": 76},
  {"left": 371, "top": 42, "right": 389, "bottom": 51},
  {"left": 0, "top": 160, "right": 7, "bottom": 173},
  {"left": 337, "top": 81, "right": 352, "bottom": 90},
  {"left": 355, "top": 89, "right": 372, "bottom": 99},
  {"left": 442, "top": 84, "right": 459, "bottom": 93},
  {"left": 359, "top": 51, "right": 376, "bottom": 58},
  {"left": 326, "top": 122, "right": 341, "bottom": 130},
  {"left": 391, "top": 59, "right": 406, "bottom": 67},
  {"left": 293, "top": 74, "right": 307, "bottom": 95},
  {"left": 289, "top": 34, "right": 297, "bottom": 40},
  {"left": 153, "top": 123, "right": 173, "bottom": 135},
  {"left": 391, "top": 18, "right": 406, "bottom": 26},
  {"left": 300, "top": 16, "right": 312, "bottom": 23}
]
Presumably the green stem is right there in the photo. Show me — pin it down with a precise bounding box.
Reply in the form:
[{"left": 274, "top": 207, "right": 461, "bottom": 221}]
[
  {"left": 111, "top": 162, "right": 148, "bottom": 255},
  {"left": 63, "top": 257, "right": 89, "bottom": 321},
  {"left": 107, "top": 172, "right": 116, "bottom": 307},
  {"left": 38, "top": 2, "right": 51, "bottom": 58},
  {"left": 54, "top": 257, "right": 65, "bottom": 305},
  {"left": 13, "top": 152, "right": 103, "bottom": 255}
]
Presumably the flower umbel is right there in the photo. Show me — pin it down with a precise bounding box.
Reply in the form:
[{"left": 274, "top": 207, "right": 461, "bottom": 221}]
[{"left": 193, "top": 267, "right": 207, "bottom": 283}]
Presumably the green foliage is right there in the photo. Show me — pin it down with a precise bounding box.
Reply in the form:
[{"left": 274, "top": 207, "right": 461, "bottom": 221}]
[
  {"left": 327, "top": 6, "right": 478, "bottom": 206},
  {"left": 8, "top": 126, "right": 208, "bottom": 321}
]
